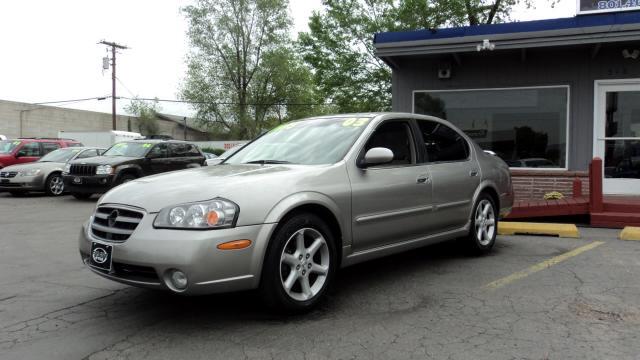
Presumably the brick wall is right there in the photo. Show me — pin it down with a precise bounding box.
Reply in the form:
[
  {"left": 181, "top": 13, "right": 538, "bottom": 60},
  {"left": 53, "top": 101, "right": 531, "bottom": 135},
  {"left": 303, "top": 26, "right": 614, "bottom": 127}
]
[{"left": 511, "top": 170, "right": 590, "bottom": 201}]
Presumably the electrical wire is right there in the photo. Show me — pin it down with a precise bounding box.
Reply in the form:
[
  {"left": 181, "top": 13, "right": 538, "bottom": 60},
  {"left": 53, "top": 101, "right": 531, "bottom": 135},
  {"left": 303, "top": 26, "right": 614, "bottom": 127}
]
[
  {"left": 116, "top": 96, "right": 335, "bottom": 106},
  {"left": 32, "top": 96, "right": 110, "bottom": 105}
]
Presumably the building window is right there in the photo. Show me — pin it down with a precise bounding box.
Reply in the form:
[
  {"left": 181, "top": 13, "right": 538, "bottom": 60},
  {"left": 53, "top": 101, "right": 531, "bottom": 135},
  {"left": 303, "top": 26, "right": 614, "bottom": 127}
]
[{"left": 414, "top": 86, "right": 569, "bottom": 169}]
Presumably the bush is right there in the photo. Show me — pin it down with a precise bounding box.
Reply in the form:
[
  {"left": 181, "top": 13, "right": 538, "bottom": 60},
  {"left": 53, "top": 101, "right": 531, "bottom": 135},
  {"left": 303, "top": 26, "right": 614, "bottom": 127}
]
[{"left": 200, "top": 147, "right": 225, "bottom": 156}]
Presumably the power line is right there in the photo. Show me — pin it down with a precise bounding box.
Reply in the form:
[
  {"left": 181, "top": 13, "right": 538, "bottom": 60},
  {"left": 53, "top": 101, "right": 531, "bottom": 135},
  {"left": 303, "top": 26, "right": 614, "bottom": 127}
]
[
  {"left": 32, "top": 96, "right": 109, "bottom": 105},
  {"left": 116, "top": 96, "right": 336, "bottom": 106}
]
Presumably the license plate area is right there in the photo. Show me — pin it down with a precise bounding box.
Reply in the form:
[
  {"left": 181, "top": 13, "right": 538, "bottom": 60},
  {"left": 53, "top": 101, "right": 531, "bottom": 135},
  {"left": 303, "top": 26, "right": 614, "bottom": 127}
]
[{"left": 90, "top": 242, "right": 113, "bottom": 271}]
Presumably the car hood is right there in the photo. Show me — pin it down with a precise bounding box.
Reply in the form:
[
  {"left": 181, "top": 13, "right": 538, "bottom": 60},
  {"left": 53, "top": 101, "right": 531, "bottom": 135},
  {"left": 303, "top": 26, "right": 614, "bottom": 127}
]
[
  {"left": 1, "top": 161, "right": 64, "bottom": 172},
  {"left": 100, "top": 163, "right": 339, "bottom": 214},
  {"left": 69, "top": 155, "right": 140, "bottom": 166}
]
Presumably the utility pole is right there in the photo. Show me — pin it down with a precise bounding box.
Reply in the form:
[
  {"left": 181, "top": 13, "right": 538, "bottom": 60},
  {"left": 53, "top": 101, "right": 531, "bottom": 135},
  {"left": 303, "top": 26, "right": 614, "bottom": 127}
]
[
  {"left": 99, "top": 40, "right": 128, "bottom": 130},
  {"left": 183, "top": 117, "right": 187, "bottom": 140}
]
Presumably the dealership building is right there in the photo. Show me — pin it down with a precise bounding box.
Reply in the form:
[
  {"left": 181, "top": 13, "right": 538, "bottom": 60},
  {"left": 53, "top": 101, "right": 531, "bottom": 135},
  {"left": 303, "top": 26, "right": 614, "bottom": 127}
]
[{"left": 375, "top": 3, "right": 640, "bottom": 200}]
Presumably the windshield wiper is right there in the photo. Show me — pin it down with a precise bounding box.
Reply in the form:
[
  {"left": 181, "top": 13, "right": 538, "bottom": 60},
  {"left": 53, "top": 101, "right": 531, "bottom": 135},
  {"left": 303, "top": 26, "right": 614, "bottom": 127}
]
[{"left": 244, "top": 160, "right": 293, "bottom": 165}]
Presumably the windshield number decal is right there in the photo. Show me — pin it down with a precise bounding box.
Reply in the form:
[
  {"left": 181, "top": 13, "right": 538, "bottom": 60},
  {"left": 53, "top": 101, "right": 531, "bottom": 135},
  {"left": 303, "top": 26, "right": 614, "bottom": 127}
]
[
  {"left": 342, "top": 118, "right": 369, "bottom": 127},
  {"left": 13, "top": 141, "right": 21, "bottom": 145},
  {"left": 142, "top": 143, "right": 152, "bottom": 148}
]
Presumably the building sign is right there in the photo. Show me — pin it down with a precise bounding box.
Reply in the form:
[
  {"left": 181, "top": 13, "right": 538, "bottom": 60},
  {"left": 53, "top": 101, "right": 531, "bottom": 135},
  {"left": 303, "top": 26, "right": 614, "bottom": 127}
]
[{"left": 578, "top": 0, "right": 640, "bottom": 14}]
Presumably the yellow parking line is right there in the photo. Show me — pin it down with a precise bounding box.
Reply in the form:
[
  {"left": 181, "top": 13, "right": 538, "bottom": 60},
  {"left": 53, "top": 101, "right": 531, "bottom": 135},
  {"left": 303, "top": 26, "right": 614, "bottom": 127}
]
[
  {"left": 484, "top": 241, "right": 605, "bottom": 291},
  {"left": 620, "top": 227, "right": 640, "bottom": 241}
]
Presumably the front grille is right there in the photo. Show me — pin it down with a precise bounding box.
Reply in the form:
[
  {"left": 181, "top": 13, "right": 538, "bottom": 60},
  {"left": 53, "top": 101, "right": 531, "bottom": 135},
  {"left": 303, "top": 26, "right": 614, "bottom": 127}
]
[
  {"left": 0, "top": 171, "right": 17, "bottom": 178},
  {"left": 91, "top": 206, "right": 144, "bottom": 242},
  {"left": 70, "top": 164, "right": 97, "bottom": 176}
]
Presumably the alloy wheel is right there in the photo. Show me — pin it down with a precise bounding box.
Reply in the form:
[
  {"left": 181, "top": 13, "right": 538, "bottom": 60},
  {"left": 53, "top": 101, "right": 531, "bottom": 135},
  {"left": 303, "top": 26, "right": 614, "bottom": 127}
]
[
  {"left": 474, "top": 199, "right": 496, "bottom": 246},
  {"left": 49, "top": 176, "right": 64, "bottom": 196},
  {"left": 279, "top": 228, "right": 330, "bottom": 301}
]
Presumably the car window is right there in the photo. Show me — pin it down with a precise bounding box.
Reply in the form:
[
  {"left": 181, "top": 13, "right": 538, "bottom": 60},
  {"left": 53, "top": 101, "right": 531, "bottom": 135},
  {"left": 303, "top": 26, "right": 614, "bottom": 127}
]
[
  {"left": 364, "top": 121, "right": 414, "bottom": 166},
  {"left": 66, "top": 142, "right": 83, "bottom": 147},
  {"left": 76, "top": 149, "right": 98, "bottom": 159},
  {"left": 42, "top": 142, "right": 61, "bottom": 155},
  {"left": 17, "top": 142, "right": 42, "bottom": 157},
  {"left": 103, "top": 142, "right": 151, "bottom": 157},
  {"left": 169, "top": 143, "right": 200, "bottom": 157},
  {"left": 417, "top": 120, "right": 469, "bottom": 162},
  {"left": 0, "top": 140, "right": 20, "bottom": 154},
  {"left": 148, "top": 143, "right": 169, "bottom": 158}
]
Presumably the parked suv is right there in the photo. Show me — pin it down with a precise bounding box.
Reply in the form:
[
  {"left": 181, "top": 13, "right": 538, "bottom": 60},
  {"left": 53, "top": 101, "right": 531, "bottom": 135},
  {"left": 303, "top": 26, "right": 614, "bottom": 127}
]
[
  {"left": 63, "top": 140, "right": 205, "bottom": 199},
  {"left": 0, "top": 138, "right": 83, "bottom": 169}
]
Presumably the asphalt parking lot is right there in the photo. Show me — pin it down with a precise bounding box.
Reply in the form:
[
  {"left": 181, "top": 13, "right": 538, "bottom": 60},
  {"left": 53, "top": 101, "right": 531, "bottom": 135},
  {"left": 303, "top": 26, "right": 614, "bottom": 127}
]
[{"left": 1, "top": 193, "right": 639, "bottom": 360}]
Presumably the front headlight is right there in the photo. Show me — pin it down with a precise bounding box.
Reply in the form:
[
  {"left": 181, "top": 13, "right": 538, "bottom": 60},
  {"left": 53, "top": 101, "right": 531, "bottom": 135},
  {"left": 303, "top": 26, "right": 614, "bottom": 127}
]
[
  {"left": 63, "top": 164, "right": 71, "bottom": 174},
  {"left": 95, "top": 165, "right": 113, "bottom": 175},
  {"left": 18, "top": 169, "right": 41, "bottom": 177},
  {"left": 154, "top": 198, "right": 239, "bottom": 229}
]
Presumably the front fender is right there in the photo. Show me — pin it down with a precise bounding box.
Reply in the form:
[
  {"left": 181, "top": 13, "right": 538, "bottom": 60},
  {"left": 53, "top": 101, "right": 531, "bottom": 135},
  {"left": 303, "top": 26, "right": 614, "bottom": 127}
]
[
  {"left": 114, "top": 164, "right": 143, "bottom": 179},
  {"left": 263, "top": 191, "right": 351, "bottom": 248}
]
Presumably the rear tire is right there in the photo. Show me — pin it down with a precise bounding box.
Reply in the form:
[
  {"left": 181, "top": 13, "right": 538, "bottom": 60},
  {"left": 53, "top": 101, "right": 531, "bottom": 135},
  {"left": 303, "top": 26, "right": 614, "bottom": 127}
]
[
  {"left": 465, "top": 193, "right": 498, "bottom": 255},
  {"left": 259, "top": 213, "right": 337, "bottom": 313},
  {"left": 72, "top": 192, "right": 93, "bottom": 200},
  {"left": 45, "top": 173, "right": 64, "bottom": 196}
]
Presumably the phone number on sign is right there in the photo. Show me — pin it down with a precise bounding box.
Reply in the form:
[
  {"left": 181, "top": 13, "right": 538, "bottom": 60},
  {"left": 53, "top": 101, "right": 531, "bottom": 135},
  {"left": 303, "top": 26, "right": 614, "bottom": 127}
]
[{"left": 598, "top": 0, "right": 640, "bottom": 9}]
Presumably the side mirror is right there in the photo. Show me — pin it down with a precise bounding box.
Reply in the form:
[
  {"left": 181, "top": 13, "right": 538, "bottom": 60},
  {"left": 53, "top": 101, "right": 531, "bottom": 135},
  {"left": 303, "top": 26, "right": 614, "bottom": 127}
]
[{"left": 359, "top": 147, "right": 394, "bottom": 168}]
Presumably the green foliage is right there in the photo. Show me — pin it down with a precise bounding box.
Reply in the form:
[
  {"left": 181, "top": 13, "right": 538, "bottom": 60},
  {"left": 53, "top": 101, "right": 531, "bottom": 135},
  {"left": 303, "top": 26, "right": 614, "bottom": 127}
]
[
  {"left": 200, "top": 147, "right": 225, "bottom": 155},
  {"left": 182, "top": 0, "right": 322, "bottom": 139},
  {"left": 124, "top": 98, "right": 161, "bottom": 136},
  {"left": 298, "top": 0, "right": 544, "bottom": 113}
]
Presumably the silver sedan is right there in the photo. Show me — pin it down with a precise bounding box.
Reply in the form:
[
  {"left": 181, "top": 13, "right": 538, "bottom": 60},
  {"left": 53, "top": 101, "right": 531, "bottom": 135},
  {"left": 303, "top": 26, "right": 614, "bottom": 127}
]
[
  {"left": 0, "top": 147, "right": 103, "bottom": 196},
  {"left": 79, "top": 113, "right": 513, "bottom": 312}
]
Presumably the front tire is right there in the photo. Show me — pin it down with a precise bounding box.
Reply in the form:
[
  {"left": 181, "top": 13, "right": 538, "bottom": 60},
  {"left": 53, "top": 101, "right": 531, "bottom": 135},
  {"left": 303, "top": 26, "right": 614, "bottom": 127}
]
[
  {"left": 260, "top": 213, "right": 337, "bottom": 313},
  {"left": 45, "top": 173, "right": 64, "bottom": 196},
  {"left": 466, "top": 194, "right": 498, "bottom": 254}
]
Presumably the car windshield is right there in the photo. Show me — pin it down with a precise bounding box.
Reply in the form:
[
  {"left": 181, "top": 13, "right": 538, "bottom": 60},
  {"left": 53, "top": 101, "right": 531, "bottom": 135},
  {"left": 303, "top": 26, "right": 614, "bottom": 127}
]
[
  {"left": 103, "top": 142, "right": 151, "bottom": 157},
  {"left": 38, "top": 148, "right": 83, "bottom": 163},
  {"left": 0, "top": 140, "right": 20, "bottom": 154},
  {"left": 225, "top": 117, "right": 371, "bottom": 165}
]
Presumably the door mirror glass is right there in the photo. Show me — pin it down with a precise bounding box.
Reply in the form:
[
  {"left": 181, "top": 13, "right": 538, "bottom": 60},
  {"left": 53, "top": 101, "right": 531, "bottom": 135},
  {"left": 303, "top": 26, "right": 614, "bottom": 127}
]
[{"left": 361, "top": 147, "right": 394, "bottom": 167}]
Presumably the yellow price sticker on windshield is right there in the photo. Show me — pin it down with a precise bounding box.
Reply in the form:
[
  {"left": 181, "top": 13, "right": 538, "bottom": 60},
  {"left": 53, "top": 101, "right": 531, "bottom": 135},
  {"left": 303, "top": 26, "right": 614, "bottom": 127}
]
[
  {"left": 272, "top": 122, "right": 299, "bottom": 132},
  {"left": 114, "top": 143, "right": 125, "bottom": 147},
  {"left": 142, "top": 143, "right": 152, "bottom": 148},
  {"left": 13, "top": 141, "right": 21, "bottom": 145},
  {"left": 342, "top": 117, "right": 369, "bottom": 127}
]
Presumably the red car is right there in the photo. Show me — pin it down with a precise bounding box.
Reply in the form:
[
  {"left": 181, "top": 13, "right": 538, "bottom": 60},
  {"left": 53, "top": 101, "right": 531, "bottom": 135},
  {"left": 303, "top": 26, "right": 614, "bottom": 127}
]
[{"left": 0, "top": 138, "right": 83, "bottom": 169}]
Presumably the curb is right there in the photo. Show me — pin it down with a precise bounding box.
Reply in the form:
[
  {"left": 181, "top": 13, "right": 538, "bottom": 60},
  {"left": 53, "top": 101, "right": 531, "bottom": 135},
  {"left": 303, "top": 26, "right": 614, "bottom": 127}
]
[
  {"left": 499, "top": 222, "right": 580, "bottom": 238},
  {"left": 619, "top": 227, "right": 640, "bottom": 241}
]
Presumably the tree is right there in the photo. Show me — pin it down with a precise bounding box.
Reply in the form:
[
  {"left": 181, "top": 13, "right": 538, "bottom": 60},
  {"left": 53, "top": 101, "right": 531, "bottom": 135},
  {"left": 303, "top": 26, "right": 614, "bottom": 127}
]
[
  {"left": 182, "top": 0, "right": 320, "bottom": 139},
  {"left": 124, "top": 98, "right": 161, "bottom": 136},
  {"left": 298, "top": 0, "right": 541, "bottom": 113}
]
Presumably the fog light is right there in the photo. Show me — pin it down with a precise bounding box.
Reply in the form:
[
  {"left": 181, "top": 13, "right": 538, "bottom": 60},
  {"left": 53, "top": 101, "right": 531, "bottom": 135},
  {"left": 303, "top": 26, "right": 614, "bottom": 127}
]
[{"left": 169, "top": 269, "right": 188, "bottom": 290}]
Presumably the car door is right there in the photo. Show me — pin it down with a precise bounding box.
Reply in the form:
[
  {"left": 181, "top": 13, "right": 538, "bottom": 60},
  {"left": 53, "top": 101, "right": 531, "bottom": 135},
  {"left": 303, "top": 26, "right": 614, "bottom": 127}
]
[
  {"left": 168, "top": 143, "right": 190, "bottom": 170},
  {"left": 416, "top": 119, "right": 480, "bottom": 231},
  {"left": 348, "top": 119, "right": 434, "bottom": 252},
  {"left": 15, "top": 142, "right": 42, "bottom": 164},
  {"left": 144, "top": 143, "right": 169, "bottom": 174}
]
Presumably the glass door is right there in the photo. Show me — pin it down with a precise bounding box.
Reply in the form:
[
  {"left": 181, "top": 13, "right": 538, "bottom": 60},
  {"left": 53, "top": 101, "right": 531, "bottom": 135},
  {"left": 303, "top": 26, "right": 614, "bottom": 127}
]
[{"left": 594, "top": 81, "right": 640, "bottom": 195}]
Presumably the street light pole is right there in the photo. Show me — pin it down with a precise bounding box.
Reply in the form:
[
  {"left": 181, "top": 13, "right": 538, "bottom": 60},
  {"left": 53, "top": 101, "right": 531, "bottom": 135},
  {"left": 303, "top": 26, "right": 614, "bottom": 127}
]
[{"left": 99, "top": 40, "right": 128, "bottom": 130}]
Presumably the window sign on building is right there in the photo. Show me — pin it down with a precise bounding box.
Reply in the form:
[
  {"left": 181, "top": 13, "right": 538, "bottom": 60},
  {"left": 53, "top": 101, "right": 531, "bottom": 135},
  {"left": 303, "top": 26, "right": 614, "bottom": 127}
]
[
  {"left": 414, "top": 87, "right": 569, "bottom": 169},
  {"left": 577, "top": 0, "right": 640, "bottom": 14}
]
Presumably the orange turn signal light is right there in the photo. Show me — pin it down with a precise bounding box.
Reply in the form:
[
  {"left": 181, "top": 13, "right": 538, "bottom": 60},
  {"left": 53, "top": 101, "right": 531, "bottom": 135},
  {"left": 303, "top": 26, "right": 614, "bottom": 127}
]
[{"left": 217, "top": 239, "right": 252, "bottom": 250}]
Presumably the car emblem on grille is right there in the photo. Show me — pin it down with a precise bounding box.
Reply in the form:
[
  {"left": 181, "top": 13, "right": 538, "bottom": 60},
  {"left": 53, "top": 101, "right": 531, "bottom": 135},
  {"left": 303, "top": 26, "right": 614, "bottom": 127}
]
[
  {"left": 107, "top": 210, "right": 119, "bottom": 227},
  {"left": 92, "top": 248, "right": 109, "bottom": 264}
]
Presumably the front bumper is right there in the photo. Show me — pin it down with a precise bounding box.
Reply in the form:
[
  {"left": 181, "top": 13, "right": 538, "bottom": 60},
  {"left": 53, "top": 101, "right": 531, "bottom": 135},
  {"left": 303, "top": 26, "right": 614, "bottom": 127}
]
[
  {"left": 79, "top": 213, "right": 277, "bottom": 295},
  {"left": 63, "top": 174, "right": 114, "bottom": 194},
  {"left": 0, "top": 174, "right": 45, "bottom": 191}
]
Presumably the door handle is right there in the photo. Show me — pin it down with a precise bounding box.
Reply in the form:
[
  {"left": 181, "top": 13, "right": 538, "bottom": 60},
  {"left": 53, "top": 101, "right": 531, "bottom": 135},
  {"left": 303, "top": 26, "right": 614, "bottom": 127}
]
[
  {"left": 417, "top": 175, "right": 431, "bottom": 184},
  {"left": 469, "top": 169, "right": 479, "bottom": 177}
]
